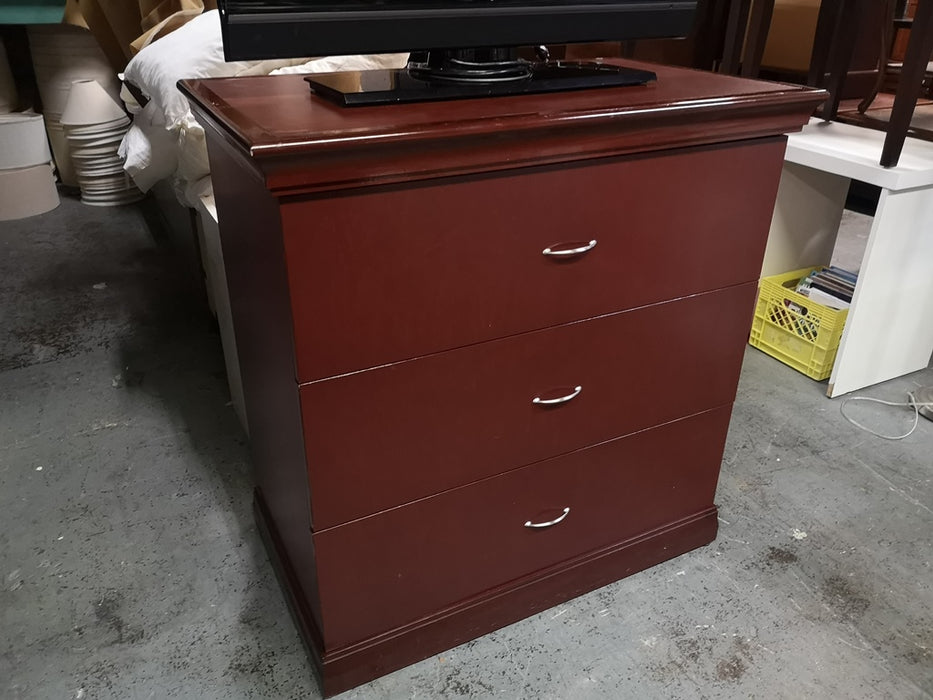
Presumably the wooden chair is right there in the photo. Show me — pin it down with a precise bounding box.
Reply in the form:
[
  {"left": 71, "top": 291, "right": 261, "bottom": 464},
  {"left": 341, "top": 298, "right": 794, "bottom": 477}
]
[
  {"left": 858, "top": 0, "right": 915, "bottom": 113},
  {"left": 691, "top": 0, "right": 776, "bottom": 77},
  {"left": 807, "top": 0, "right": 872, "bottom": 119},
  {"left": 879, "top": 0, "right": 933, "bottom": 165},
  {"left": 810, "top": 0, "right": 933, "bottom": 167}
]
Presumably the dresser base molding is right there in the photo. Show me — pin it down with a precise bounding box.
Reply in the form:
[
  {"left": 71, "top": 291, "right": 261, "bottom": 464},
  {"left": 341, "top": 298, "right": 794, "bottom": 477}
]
[{"left": 255, "top": 490, "right": 718, "bottom": 697}]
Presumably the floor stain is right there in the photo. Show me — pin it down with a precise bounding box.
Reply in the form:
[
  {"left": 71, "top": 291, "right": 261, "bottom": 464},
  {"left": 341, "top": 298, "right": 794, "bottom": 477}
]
[
  {"left": 766, "top": 546, "right": 799, "bottom": 565},
  {"left": 676, "top": 637, "right": 702, "bottom": 664},
  {"left": 822, "top": 576, "right": 871, "bottom": 623},
  {"left": 903, "top": 646, "right": 932, "bottom": 665},
  {"left": 715, "top": 654, "right": 747, "bottom": 681},
  {"left": 227, "top": 644, "right": 277, "bottom": 678},
  {"left": 439, "top": 665, "right": 495, "bottom": 697},
  {"left": 95, "top": 590, "right": 145, "bottom": 645}
]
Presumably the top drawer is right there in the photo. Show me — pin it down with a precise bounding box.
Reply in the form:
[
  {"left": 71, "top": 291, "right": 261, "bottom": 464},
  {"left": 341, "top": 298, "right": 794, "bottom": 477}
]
[{"left": 281, "top": 138, "right": 785, "bottom": 381}]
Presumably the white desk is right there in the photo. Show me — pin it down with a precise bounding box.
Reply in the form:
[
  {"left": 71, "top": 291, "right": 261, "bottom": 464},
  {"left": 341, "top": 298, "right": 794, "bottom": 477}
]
[{"left": 762, "top": 119, "right": 933, "bottom": 398}]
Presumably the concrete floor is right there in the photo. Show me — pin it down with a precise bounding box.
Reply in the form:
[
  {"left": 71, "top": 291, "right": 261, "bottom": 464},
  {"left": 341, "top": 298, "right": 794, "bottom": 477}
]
[{"left": 1, "top": 193, "right": 931, "bottom": 700}]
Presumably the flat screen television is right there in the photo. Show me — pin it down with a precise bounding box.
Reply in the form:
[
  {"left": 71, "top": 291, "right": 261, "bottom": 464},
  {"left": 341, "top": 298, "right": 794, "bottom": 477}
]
[{"left": 217, "top": 1, "right": 698, "bottom": 105}]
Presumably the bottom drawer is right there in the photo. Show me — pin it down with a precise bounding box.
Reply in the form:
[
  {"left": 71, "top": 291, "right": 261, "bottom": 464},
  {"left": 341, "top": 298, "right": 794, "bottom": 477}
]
[{"left": 313, "top": 405, "right": 733, "bottom": 649}]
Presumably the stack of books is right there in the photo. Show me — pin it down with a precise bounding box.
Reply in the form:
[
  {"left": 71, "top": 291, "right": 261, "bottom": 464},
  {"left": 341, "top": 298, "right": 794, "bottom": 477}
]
[{"left": 795, "top": 266, "right": 858, "bottom": 310}]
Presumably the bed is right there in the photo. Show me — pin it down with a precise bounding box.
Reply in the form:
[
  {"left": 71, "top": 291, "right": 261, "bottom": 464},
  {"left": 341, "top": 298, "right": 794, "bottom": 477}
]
[
  {"left": 119, "top": 9, "right": 408, "bottom": 208},
  {"left": 117, "top": 10, "right": 408, "bottom": 428}
]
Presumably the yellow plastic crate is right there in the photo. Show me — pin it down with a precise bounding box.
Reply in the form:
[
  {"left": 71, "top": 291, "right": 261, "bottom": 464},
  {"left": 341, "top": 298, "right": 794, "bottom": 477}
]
[{"left": 749, "top": 267, "right": 849, "bottom": 381}]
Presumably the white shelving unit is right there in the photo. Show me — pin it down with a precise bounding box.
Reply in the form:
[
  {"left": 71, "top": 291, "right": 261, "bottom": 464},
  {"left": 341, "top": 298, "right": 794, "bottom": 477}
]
[{"left": 763, "top": 118, "right": 933, "bottom": 398}]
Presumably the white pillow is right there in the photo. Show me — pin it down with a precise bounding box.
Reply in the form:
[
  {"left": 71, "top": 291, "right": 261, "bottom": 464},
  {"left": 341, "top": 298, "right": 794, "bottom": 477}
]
[
  {"left": 271, "top": 54, "right": 410, "bottom": 75},
  {"left": 118, "top": 101, "right": 178, "bottom": 193},
  {"left": 124, "top": 10, "right": 306, "bottom": 130}
]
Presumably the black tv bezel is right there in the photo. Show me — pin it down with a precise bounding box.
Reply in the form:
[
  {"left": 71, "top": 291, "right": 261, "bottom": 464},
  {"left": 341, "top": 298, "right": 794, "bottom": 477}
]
[{"left": 218, "top": 1, "right": 698, "bottom": 61}]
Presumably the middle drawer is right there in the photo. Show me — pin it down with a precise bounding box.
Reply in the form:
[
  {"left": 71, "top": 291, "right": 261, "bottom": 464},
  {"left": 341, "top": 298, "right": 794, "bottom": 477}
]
[{"left": 301, "top": 282, "right": 755, "bottom": 529}]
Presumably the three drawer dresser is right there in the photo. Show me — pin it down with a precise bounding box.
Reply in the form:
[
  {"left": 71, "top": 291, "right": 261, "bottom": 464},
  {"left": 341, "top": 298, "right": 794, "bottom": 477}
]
[{"left": 181, "top": 63, "right": 823, "bottom": 696}]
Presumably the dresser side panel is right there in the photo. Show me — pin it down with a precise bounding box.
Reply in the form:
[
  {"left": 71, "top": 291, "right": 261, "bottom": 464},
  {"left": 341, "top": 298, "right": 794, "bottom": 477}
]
[{"left": 202, "top": 131, "right": 323, "bottom": 630}]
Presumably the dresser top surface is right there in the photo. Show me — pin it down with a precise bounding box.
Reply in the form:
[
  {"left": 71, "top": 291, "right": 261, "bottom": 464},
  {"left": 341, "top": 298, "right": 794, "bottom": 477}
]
[{"left": 179, "top": 60, "right": 824, "bottom": 158}]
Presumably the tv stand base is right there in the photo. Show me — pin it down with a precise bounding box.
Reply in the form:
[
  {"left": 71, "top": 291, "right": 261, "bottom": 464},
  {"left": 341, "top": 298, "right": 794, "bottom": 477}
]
[{"left": 305, "top": 61, "right": 656, "bottom": 107}]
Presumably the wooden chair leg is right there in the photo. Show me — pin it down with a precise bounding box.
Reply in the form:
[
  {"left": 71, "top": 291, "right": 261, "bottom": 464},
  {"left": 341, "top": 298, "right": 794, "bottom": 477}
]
[
  {"left": 741, "top": 0, "right": 776, "bottom": 77},
  {"left": 881, "top": 0, "right": 933, "bottom": 166},
  {"left": 817, "top": 0, "right": 869, "bottom": 120},
  {"left": 808, "top": 0, "right": 844, "bottom": 86},
  {"left": 692, "top": 0, "right": 730, "bottom": 71},
  {"left": 859, "top": 0, "right": 898, "bottom": 113},
  {"left": 721, "top": 0, "right": 752, "bottom": 74}
]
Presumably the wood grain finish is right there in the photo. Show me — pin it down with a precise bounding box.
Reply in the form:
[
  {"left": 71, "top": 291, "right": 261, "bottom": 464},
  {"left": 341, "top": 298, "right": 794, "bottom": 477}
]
[
  {"left": 313, "top": 406, "right": 733, "bottom": 649},
  {"left": 282, "top": 140, "right": 784, "bottom": 381},
  {"left": 256, "top": 487, "right": 720, "bottom": 698},
  {"left": 181, "top": 65, "right": 824, "bottom": 697},
  {"left": 301, "top": 283, "right": 756, "bottom": 529},
  {"left": 179, "top": 61, "right": 824, "bottom": 195},
  {"left": 203, "top": 127, "right": 325, "bottom": 633}
]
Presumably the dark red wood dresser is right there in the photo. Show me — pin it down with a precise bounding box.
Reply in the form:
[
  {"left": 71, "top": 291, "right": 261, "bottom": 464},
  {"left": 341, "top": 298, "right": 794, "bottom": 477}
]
[{"left": 180, "top": 63, "right": 823, "bottom": 696}]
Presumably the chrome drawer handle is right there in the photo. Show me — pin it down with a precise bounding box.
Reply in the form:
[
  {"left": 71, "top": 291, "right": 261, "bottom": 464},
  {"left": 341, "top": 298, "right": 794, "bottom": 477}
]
[
  {"left": 542, "top": 240, "right": 597, "bottom": 257},
  {"left": 525, "top": 507, "right": 570, "bottom": 529},
  {"left": 532, "top": 385, "right": 582, "bottom": 406}
]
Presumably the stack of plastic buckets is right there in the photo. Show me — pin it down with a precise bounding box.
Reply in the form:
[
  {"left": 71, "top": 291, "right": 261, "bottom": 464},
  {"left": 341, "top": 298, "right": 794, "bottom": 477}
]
[
  {"left": 27, "top": 24, "right": 121, "bottom": 188},
  {"left": 61, "top": 79, "right": 141, "bottom": 206}
]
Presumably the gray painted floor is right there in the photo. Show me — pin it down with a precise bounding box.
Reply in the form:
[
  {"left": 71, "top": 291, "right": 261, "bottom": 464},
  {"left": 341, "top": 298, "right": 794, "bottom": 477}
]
[{"left": 1, "top": 194, "right": 931, "bottom": 700}]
